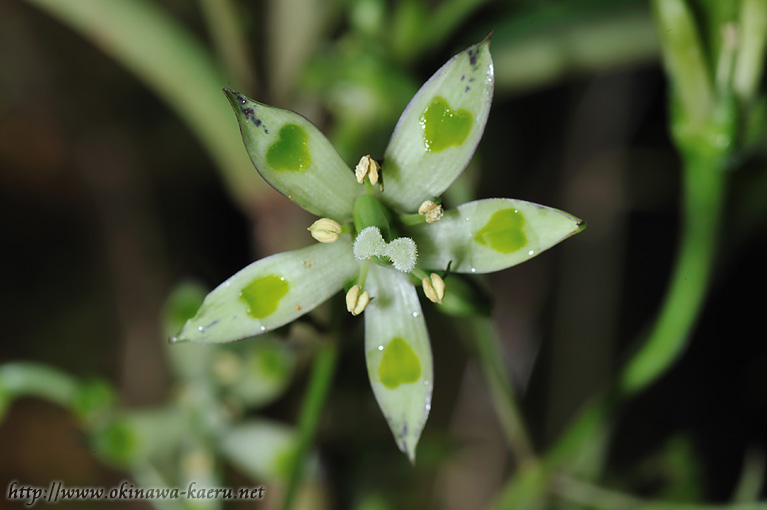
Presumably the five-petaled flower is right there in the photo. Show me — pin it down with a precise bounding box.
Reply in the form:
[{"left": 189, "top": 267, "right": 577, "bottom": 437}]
[{"left": 172, "top": 36, "right": 584, "bottom": 462}]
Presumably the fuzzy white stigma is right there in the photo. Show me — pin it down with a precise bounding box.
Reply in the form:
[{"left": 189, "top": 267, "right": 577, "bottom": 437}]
[
  {"left": 353, "top": 226, "right": 418, "bottom": 273},
  {"left": 387, "top": 237, "right": 418, "bottom": 273},
  {"left": 354, "top": 226, "right": 386, "bottom": 259}
]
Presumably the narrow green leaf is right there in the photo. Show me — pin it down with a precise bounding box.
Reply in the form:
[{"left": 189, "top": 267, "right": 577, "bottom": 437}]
[
  {"left": 174, "top": 239, "right": 357, "bottom": 344},
  {"left": 363, "top": 266, "right": 433, "bottom": 463},
  {"left": 24, "top": 0, "right": 265, "bottom": 211},
  {"left": 381, "top": 37, "right": 494, "bottom": 213},
  {"left": 224, "top": 89, "right": 360, "bottom": 220},
  {"left": 410, "top": 198, "right": 584, "bottom": 273}
]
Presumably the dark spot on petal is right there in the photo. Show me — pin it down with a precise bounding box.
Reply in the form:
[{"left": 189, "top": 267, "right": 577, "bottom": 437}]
[
  {"left": 242, "top": 107, "right": 253, "bottom": 116},
  {"left": 460, "top": 74, "right": 465, "bottom": 81},
  {"left": 465, "top": 86, "right": 470, "bottom": 93},
  {"left": 255, "top": 119, "right": 262, "bottom": 127}
]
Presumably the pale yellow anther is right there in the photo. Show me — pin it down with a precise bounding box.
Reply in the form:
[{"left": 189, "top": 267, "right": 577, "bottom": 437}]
[
  {"left": 355, "top": 155, "right": 380, "bottom": 185},
  {"left": 422, "top": 273, "right": 446, "bottom": 304},
  {"left": 346, "top": 284, "right": 370, "bottom": 316},
  {"left": 308, "top": 218, "right": 342, "bottom": 243},
  {"left": 418, "top": 200, "right": 443, "bottom": 223}
]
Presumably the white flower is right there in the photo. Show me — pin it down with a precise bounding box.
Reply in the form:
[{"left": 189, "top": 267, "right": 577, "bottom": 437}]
[{"left": 173, "top": 36, "right": 584, "bottom": 462}]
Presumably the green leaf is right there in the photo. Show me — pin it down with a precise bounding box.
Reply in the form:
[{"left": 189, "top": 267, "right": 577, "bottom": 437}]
[
  {"left": 410, "top": 198, "right": 584, "bottom": 273},
  {"left": 363, "top": 265, "right": 433, "bottom": 463},
  {"left": 173, "top": 239, "right": 357, "bottom": 344},
  {"left": 24, "top": 0, "right": 266, "bottom": 211},
  {"left": 215, "top": 339, "right": 296, "bottom": 408},
  {"left": 95, "top": 409, "right": 186, "bottom": 466},
  {"left": 223, "top": 89, "right": 360, "bottom": 220},
  {"left": 381, "top": 37, "right": 494, "bottom": 213},
  {"left": 219, "top": 420, "right": 304, "bottom": 481}
]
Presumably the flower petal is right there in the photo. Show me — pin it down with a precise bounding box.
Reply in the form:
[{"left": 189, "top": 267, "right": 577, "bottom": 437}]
[
  {"left": 381, "top": 37, "right": 494, "bottom": 212},
  {"left": 173, "top": 239, "right": 357, "bottom": 343},
  {"left": 363, "top": 265, "right": 433, "bottom": 463},
  {"left": 224, "top": 89, "right": 360, "bottom": 220},
  {"left": 411, "top": 198, "right": 585, "bottom": 273}
]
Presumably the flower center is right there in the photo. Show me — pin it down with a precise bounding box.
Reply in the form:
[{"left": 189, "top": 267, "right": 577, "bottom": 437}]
[{"left": 352, "top": 194, "right": 417, "bottom": 273}]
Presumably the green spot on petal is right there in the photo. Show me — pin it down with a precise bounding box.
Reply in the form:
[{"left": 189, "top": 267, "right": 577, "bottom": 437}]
[
  {"left": 474, "top": 208, "right": 527, "bottom": 253},
  {"left": 420, "top": 97, "right": 472, "bottom": 152},
  {"left": 266, "top": 124, "right": 311, "bottom": 171},
  {"left": 379, "top": 337, "right": 421, "bottom": 389},
  {"left": 240, "top": 276, "right": 289, "bottom": 318}
]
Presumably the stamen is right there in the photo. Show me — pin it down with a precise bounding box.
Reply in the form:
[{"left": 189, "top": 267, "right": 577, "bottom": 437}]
[
  {"left": 346, "top": 284, "right": 370, "bottom": 316},
  {"left": 422, "top": 273, "right": 446, "bottom": 304},
  {"left": 308, "top": 218, "right": 342, "bottom": 243},
  {"left": 355, "top": 155, "right": 380, "bottom": 185},
  {"left": 418, "top": 200, "right": 443, "bottom": 223}
]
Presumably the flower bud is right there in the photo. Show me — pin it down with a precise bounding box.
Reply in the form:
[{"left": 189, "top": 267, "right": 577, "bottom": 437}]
[
  {"left": 308, "top": 218, "right": 342, "bottom": 243},
  {"left": 346, "top": 284, "right": 370, "bottom": 316}
]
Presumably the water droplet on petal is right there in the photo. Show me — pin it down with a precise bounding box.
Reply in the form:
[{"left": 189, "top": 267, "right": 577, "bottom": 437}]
[
  {"left": 197, "top": 326, "right": 205, "bottom": 332},
  {"left": 412, "top": 311, "right": 420, "bottom": 318},
  {"left": 470, "top": 267, "right": 476, "bottom": 273},
  {"left": 528, "top": 250, "right": 535, "bottom": 256},
  {"left": 260, "top": 326, "right": 266, "bottom": 332},
  {"left": 378, "top": 345, "right": 384, "bottom": 351}
]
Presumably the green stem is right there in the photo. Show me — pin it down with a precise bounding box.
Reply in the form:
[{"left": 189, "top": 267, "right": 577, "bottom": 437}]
[
  {"left": 553, "top": 473, "right": 767, "bottom": 510},
  {"left": 281, "top": 340, "right": 338, "bottom": 510},
  {"left": 652, "top": 0, "right": 714, "bottom": 123},
  {"left": 0, "top": 362, "right": 80, "bottom": 414},
  {"left": 734, "top": 0, "right": 767, "bottom": 104},
  {"left": 492, "top": 124, "right": 729, "bottom": 509},
  {"left": 469, "top": 317, "right": 536, "bottom": 466},
  {"left": 197, "top": 0, "right": 257, "bottom": 93},
  {"left": 620, "top": 148, "right": 727, "bottom": 395}
]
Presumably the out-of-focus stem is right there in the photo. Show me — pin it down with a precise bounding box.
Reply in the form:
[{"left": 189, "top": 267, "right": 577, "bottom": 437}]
[
  {"left": 553, "top": 473, "right": 767, "bottom": 510},
  {"left": 470, "top": 318, "right": 536, "bottom": 466},
  {"left": 0, "top": 362, "right": 79, "bottom": 411},
  {"left": 24, "top": 0, "right": 265, "bottom": 215},
  {"left": 281, "top": 340, "right": 338, "bottom": 510},
  {"left": 619, "top": 147, "right": 726, "bottom": 394},
  {"left": 734, "top": 0, "right": 767, "bottom": 103},
  {"left": 198, "top": 0, "right": 257, "bottom": 93},
  {"left": 652, "top": 0, "right": 714, "bottom": 123}
]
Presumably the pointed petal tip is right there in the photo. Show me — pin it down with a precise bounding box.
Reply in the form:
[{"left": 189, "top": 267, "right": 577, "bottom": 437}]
[
  {"left": 222, "top": 88, "right": 246, "bottom": 110},
  {"left": 481, "top": 31, "right": 494, "bottom": 46},
  {"left": 400, "top": 439, "right": 417, "bottom": 465}
]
